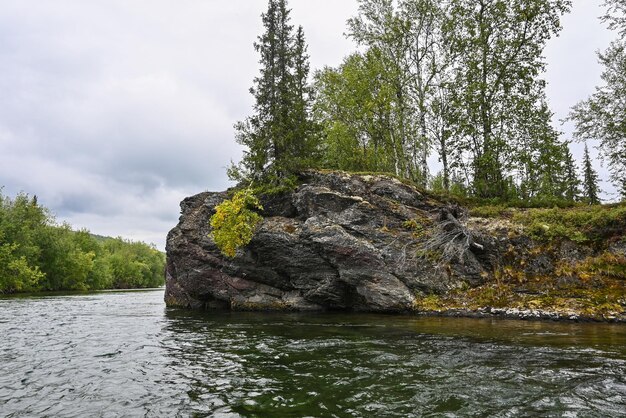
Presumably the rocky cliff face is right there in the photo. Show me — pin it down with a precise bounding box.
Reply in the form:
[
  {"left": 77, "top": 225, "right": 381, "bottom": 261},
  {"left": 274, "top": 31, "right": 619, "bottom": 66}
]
[
  {"left": 165, "top": 171, "right": 626, "bottom": 319},
  {"left": 165, "top": 171, "right": 498, "bottom": 312}
]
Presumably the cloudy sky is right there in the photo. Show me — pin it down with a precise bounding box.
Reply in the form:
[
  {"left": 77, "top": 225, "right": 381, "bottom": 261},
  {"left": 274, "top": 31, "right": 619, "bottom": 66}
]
[{"left": 0, "top": 1, "right": 617, "bottom": 249}]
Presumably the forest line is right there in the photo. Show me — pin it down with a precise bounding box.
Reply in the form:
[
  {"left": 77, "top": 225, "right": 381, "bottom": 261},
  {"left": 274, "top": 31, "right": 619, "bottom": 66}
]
[
  {"left": 231, "top": 0, "right": 625, "bottom": 205},
  {"left": 0, "top": 191, "right": 165, "bottom": 294}
]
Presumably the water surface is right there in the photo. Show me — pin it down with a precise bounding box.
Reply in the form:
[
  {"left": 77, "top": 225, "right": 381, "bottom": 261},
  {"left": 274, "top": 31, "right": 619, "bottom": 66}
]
[{"left": 1, "top": 290, "right": 625, "bottom": 417}]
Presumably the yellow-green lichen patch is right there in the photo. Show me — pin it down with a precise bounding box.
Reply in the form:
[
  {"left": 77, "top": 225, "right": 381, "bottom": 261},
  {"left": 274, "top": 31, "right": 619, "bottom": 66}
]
[{"left": 413, "top": 294, "right": 449, "bottom": 312}]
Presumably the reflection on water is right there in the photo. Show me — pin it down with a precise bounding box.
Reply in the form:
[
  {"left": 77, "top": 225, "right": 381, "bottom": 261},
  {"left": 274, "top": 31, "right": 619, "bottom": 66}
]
[{"left": 1, "top": 290, "right": 625, "bottom": 417}]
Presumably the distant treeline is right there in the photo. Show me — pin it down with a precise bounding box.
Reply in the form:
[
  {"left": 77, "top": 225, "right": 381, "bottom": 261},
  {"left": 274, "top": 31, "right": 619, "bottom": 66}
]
[{"left": 0, "top": 191, "right": 165, "bottom": 294}]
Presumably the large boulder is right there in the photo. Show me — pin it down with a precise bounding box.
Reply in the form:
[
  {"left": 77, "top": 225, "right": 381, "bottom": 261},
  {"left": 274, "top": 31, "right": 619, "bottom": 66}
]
[{"left": 165, "top": 171, "right": 496, "bottom": 312}]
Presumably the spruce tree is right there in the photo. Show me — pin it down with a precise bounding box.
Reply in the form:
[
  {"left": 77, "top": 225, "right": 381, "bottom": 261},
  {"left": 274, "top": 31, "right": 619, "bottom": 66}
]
[
  {"left": 569, "top": 1, "right": 626, "bottom": 200},
  {"left": 582, "top": 143, "right": 601, "bottom": 205},
  {"left": 233, "top": 0, "right": 314, "bottom": 184},
  {"left": 287, "top": 26, "right": 317, "bottom": 169},
  {"left": 561, "top": 145, "right": 581, "bottom": 202}
]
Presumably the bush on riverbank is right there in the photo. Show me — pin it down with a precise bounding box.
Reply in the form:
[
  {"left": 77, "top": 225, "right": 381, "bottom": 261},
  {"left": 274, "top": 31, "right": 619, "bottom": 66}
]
[{"left": 0, "top": 191, "right": 165, "bottom": 294}]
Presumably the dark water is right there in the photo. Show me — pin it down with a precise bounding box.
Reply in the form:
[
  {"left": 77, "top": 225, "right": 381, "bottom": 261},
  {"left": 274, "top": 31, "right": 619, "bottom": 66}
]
[{"left": 1, "top": 291, "right": 626, "bottom": 417}]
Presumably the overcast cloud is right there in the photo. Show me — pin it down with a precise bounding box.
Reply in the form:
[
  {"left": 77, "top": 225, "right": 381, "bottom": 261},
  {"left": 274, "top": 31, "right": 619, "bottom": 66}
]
[{"left": 0, "top": 1, "right": 617, "bottom": 249}]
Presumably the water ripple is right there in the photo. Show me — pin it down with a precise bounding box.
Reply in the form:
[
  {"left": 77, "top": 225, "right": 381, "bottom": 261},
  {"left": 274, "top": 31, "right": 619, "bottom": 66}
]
[{"left": 1, "top": 291, "right": 625, "bottom": 417}]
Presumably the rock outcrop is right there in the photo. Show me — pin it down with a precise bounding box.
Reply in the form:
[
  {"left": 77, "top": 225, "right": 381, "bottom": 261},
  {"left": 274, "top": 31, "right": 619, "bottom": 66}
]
[
  {"left": 165, "top": 170, "right": 626, "bottom": 320},
  {"left": 165, "top": 171, "right": 497, "bottom": 312}
]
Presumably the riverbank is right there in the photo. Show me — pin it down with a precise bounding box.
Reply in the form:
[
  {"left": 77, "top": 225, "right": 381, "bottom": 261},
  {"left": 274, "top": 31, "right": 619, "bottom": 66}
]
[
  {"left": 414, "top": 204, "right": 626, "bottom": 324},
  {"left": 416, "top": 308, "right": 626, "bottom": 323},
  {"left": 0, "top": 190, "right": 166, "bottom": 294},
  {"left": 0, "top": 287, "right": 165, "bottom": 299}
]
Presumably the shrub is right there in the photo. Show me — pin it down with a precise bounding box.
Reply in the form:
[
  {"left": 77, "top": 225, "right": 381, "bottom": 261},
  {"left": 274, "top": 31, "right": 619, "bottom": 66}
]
[{"left": 210, "top": 189, "right": 263, "bottom": 258}]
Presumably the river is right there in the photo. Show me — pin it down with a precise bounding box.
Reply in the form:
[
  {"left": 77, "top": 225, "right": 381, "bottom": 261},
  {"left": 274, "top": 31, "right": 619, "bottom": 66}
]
[{"left": 1, "top": 290, "right": 625, "bottom": 417}]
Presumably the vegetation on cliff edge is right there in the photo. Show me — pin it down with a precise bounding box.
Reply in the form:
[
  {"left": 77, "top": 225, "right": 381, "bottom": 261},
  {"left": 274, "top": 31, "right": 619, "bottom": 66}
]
[
  {"left": 414, "top": 203, "right": 626, "bottom": 319},
  {"left": 210, "top": 189, "right": 263, "bottom": 258}
]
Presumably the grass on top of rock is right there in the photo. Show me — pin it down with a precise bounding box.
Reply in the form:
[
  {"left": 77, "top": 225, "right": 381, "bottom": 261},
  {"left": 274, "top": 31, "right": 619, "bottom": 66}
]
[
  {"left": 415, "top": 201, "right": 626, "bottom": 319},
  {"left": 470, "top": 203, "right": 626, "bottom": 244}
]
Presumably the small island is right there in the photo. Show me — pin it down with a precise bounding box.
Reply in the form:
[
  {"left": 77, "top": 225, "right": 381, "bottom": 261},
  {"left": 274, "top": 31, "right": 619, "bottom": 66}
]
[{"left": 1, "top": 1, "right": 626, "bottom": 417}]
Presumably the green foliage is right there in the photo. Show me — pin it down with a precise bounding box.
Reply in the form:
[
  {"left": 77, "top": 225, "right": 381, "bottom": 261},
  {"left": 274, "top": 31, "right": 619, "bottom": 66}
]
[
  {"left": 470, "top": 202, "right": 626, "bottom": 245},
  {"left": 0, "top": 242, "right": 44, "bottom": 293},
  {"left": 314, "top": 51, "right": 401, "bottom": 175},
  {"left": 316, "top": 0, "right": 442, "bottom": 185},
  {"left": 447, "top": 0, "right": 571, "bottom": 198},
  {"left": 582, "top": 143, "right": 601, "bottom": 205},
  {"left": 583, "top": 252, "right": 626, "bottom": 280},
  {"left": 251, "top": 174, "right": 300, "bottom": 197},
  {"left": 413, "top": 294, "right": 447, "bottom": 312},
  {"left": 569, "top": 3, "right": 626, "bottom": 199},
  {"left": 402, "top": 219, "right": 422, "bottom": 232},
  {"left": 210, "top": 189, "right": 263, "bottom": 258},
  {"left": 311, "top": 0, "right": 574, "bottom": 201},
  {"left": 103, "top": 238, "right": 165, "bottom": 289},
  {"left": 513, "top": 204, "right": 626, "bottom": 243},
  {"left": 227, "top": 0, "right": 582, "bottom": 206},
  {"left": 0, "top": 190, "right": 165, "bottom": 294},
  {"left": 233, "top": 0, "right": 319, "bottom": 183}
]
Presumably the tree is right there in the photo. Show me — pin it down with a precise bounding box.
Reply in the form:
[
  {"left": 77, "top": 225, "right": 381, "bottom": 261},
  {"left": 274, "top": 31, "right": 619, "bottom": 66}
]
[
  {"left": 319, "top": 0, "right": 571, "bottom": 199},
  {"left": 233, "top": 0, "right": 316, "bottom": 184},
  {"left": 568, "top": 1, "right": 626, "bottom": 199},
  {"left": 582, "top": 143, "right": 601, "bottom": 205},
  {"left": 515, "top": 100, "right": 578, "bottom": 202},
  {"left": 0, "top": 240, "right": 44, "bottom": 293},
  {"left": 37, "top": 223, "right": 97, "bottom": 291},
  {"left": 446, "top": 0, "right": 571, "bottom": 198},
  {"left": 0, "top": 189, "right": 164, "bottom": 293},
  {"left": 346, "top": 0, "right": 447, "bottom": 185},
  {"left": 103, "top": 238, "right": 165, "bottom": 288},
  {"left": 561, "top": 145, "right": 581, "bottom": 201},
  {"left": 602, "top": 0, "right": 626, "bottom": 37},
  {"left": 314, "top": 50, "right": 400, "bottom": 173}
]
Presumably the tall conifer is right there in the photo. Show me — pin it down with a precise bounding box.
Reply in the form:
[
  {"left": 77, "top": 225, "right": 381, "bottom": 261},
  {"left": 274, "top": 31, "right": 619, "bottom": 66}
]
[
  {"left": 561, "top": 145, "right": 581, "bottom": 201},
  {"left": 233, "top": 0, "right": 314, "bottom": 183},
  {"left": 582, "top": 143, "right": 601, "bottom": 205}
]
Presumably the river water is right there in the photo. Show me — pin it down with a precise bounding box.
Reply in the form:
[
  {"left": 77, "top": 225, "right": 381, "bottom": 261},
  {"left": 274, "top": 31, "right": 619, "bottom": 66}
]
[{"left": 1, "top": 290, "right": 625, "bottom": 417}]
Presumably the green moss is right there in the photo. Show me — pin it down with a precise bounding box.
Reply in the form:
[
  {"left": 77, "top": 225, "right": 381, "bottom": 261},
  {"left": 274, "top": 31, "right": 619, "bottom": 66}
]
[
  {"left": 413, "top": 294, "right": 447, "bottom": 311},
  {"left": 510, "top": 204, "right": 626, "bottom": 244},
  {"left": 464, "top": 283, "right": 516, "bottom": 309},
  {"left": 402, "top": 215, "right": 433, "bottom": 237},
  {"left": 582, "top": 252, "right": 626, "bottom": 280},
  {"left": 414, "top": 254, "right": 626, "bottom": 318}
]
